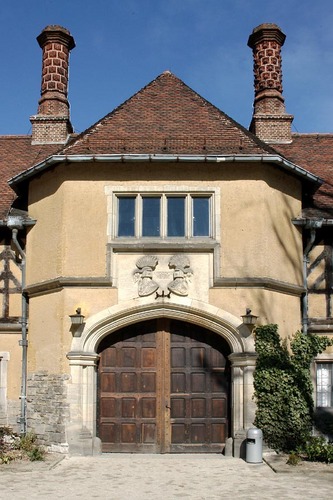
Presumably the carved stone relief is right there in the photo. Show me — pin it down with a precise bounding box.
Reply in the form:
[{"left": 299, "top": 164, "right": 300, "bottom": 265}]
[
  {"left": 133, "top": 255, "right": 159, "bottom": 297},
  {"left": 167, "top": 254, "right": 192, "bottom": 296},
  {"left": 133, "top": 254, "right": 193, "bottom": 298}
]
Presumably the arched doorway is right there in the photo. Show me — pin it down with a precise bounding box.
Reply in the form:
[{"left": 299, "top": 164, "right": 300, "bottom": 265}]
[{"left": 97, "top": 318, "right": 231, "bottom": 453}]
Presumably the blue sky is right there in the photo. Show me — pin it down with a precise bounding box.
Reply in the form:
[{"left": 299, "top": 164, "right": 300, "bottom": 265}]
[{"left": 1, "top": 0, "right": 333, "bottom": 135}]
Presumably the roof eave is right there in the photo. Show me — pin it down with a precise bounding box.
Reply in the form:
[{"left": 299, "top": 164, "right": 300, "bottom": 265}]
[
  {"left": 8, "top": 153, "right": 323, "bottom": 188},
  {"left": 293, "top": 217, "right": 333, "bottom": 226}
]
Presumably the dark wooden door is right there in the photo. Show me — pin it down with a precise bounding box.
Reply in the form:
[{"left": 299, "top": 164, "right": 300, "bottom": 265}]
[
  {"left": 168, "top": 321, "right": 229, "bottom": 452},
  {"left": 98, "top": 322, "right": 159, "bottom": 452},
  {"left": 98, "top": 319, "right": 230, "bottom": 453}
]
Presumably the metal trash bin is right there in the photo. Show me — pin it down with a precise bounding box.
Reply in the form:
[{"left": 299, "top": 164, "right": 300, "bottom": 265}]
[{"left": 246, "top": 428, "right": 263, "bottom": 463}]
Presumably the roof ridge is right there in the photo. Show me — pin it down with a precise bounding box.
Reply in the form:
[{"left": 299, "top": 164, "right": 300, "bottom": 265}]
[
  {"left": 291, "top": 133, "right": 333, "bottom": 138},
  {"left": 0, "top": 135, "right": 32, "bottom": 140}
]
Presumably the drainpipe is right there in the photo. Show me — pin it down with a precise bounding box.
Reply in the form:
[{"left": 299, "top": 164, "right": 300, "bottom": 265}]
[
  {"left": 302, "top": 219, "right": 323, "bottom": 335},
  {"left": 8, "top": 220, "right": 27, "bottom": 435}
]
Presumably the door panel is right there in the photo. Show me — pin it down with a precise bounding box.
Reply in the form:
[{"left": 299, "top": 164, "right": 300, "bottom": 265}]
[
  {"left": 169, "top": 321, "right": 229, "bottom": 452},
  {"left": 98, "top": 319, "right": 230, "bottom": 453},
  {"left": 98, "top": 322, "right": 158, "bottom": 452}
]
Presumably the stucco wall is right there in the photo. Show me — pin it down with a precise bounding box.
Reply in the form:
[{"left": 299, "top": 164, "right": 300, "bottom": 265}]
[
  {"left": 210, "top": 287, "right": 302, "bottom": 339},
  {"left": 27, "top": 287, "right": 117, "bottom": 374},
  {"left": 0, "top": 334, "right": 21, "bottom": 400},
  {"left": 25, "top": 159, "right": 303, "bottom": 368},
  {"left": 26, "top": 161, "right": 302, "bottom": 285},
  {"left": 21, "top": 158, "right": 307, "bottom": 451},
  {"left": 308, "top": 242, "right": 329, "bottom": 319},
  {"left": 220, "top": 164, "right": 302, "bottom": 284}
]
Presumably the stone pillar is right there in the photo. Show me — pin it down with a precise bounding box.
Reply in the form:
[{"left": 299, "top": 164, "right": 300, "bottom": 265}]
[
  {"left": 248, "top": 23, "right": 293, "bottom": 143},
  {"left": 229, "top": 352, "right": 257, "bottom": 458},
  {"left": 30, "top": 25, "right": 75, "bottom": 144},
  {"left": 66, "top": 351, "right": 101, "bottom": 455}
]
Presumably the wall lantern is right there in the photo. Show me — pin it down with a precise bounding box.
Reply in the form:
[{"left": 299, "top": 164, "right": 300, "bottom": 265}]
[
  {"left": 69, "top": 307, "right": 85, "bottom": 326},
  {"left": 241, "top": 308, "right": 258, "bottom": 326}
]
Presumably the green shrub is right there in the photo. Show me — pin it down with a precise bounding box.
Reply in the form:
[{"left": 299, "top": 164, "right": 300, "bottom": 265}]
[
  {"left": 286, "top": 452, "right": 301, "bottom": 466},
  {"left": 253, "top": 325, "right": 333, "bottom": 453},
  {"left": 0, "top": 454, "right": 13, "bottom": 464},
  {"left": 0, "top": 427, "right": 19, "bottom": 464},
  {"left": 304, "top": 437, "right": 333, "bottom": 463},
  {"left": 27, "top": 446, "right": 45, "bottom": 462},
  {"left": 18, "top": 432, "right": 37, "bottom": 452},
  {"left": 0, "top": 426, "right": 14, "bottom": 439},
  {"left": 0, "top": 428, "right": 45, "bottom": 463},
  {"left": 0, "top": 426, "right": 15, "bottom": 451},
  {"left": 18, "top": 432, "right": 45, "bottom": 461}
]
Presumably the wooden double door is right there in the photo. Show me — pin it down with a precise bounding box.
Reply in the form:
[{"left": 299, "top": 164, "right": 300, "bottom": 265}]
[{"left": 97, "top": 319, "right": 230, "bottom": 453}]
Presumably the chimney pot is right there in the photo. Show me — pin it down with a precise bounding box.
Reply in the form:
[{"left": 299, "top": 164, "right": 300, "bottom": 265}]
[
  {"left": 248, "top": 23, "right": 286, "bottom": 49},
  {"left": 37, "top": 25, "right": 75, "bottom": 51}
]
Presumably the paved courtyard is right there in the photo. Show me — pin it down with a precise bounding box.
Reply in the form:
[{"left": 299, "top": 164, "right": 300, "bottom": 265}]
[{"left": 0, "top": 454, "right": 332, "bottom": 499}]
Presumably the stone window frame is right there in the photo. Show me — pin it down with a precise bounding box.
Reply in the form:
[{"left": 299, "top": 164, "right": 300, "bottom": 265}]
[{"left": 105, "top": 185, "right": 221, "bottom": 245}]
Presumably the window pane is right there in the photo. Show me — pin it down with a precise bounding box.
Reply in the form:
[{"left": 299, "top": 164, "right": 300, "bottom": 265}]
[
  {"left": 142, "top": 197, "right": 160, "bottom": 236},
  {"left": 193, "top": 197, "right": 210, "bottom": 236},
  {"left": 118, "top": 197, "right": 135, "bottom": 236},
  {"left": 317, "top": 363, "right": 333, "bottom": 407},
  {"left": 167, "top": 197, "right": 185, "bottom": 236}
]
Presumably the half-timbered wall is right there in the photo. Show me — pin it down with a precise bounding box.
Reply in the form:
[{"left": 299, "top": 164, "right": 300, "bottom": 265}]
[
  {"left": 0, "top": 235, "right": 23, "bottom": 426},
  {"left": 308, "top": 231, "right": 333, "bottom": 332},
  {"left": 0, "top": 239, "right": 22, "bottom": 322}
]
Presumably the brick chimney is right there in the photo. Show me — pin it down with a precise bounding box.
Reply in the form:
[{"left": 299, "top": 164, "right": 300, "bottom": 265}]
[
  {"left": 30, "top": 25, "right": 75, "bottom": 144},
  {"left": 248, "top": 23, "right": 293, "bottom": 143}
]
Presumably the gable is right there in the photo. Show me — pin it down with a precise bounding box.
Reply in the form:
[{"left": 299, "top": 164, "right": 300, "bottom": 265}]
[
  {"left": 60, "top": 71, "right": 276, "bottom": 156},
  {"left": 4, "top": 72, "right": 322, "bottom": 199}
]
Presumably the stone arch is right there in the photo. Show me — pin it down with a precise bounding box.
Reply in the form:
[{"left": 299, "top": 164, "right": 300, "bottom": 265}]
[
  {"left": 66, "top": 299, "right": 256, "bottom": 456},
  {"left": 72, "top": 299, "right": 247, "bottom": 355}
]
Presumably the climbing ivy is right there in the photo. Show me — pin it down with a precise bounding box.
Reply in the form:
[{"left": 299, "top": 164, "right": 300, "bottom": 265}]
[{"left": 253, "top": 324, "right": 333, "bottom": 452}]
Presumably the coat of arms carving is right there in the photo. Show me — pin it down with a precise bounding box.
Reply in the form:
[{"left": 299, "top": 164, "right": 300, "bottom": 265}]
[{"left": 133, "top": 254, "right": 193, "bottom": 297}]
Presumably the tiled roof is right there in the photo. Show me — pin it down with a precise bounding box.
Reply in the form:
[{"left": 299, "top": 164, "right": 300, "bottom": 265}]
[
  {"left": 276, "top": 134, "right": 333, "bottom": 217},
  {"left": 60, "top": 72, "right": 277, "bottom": 156},
  {"left": 1, "top": 73, "right": 333, "bottom": 220},
  {"left": 0, "top": 136, "right": 59, "bottom": 219}
]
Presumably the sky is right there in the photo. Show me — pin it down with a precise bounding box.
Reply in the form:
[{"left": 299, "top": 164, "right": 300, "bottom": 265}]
[{"left": 1, "top": 0, "right": 333, "bottom": 136}]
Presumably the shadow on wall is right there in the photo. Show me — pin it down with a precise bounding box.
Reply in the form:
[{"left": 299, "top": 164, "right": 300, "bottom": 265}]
[
  {"left": 314, "top": 407, "right": 333, "bottom": 441},
  {"left": 222, "top": 177, "right": 303, "bottom": 327}
]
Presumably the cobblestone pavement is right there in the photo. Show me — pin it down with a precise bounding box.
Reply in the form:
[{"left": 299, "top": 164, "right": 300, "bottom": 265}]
[{"left": 0, "top": 454, "right": 332, "bottom": 500}]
